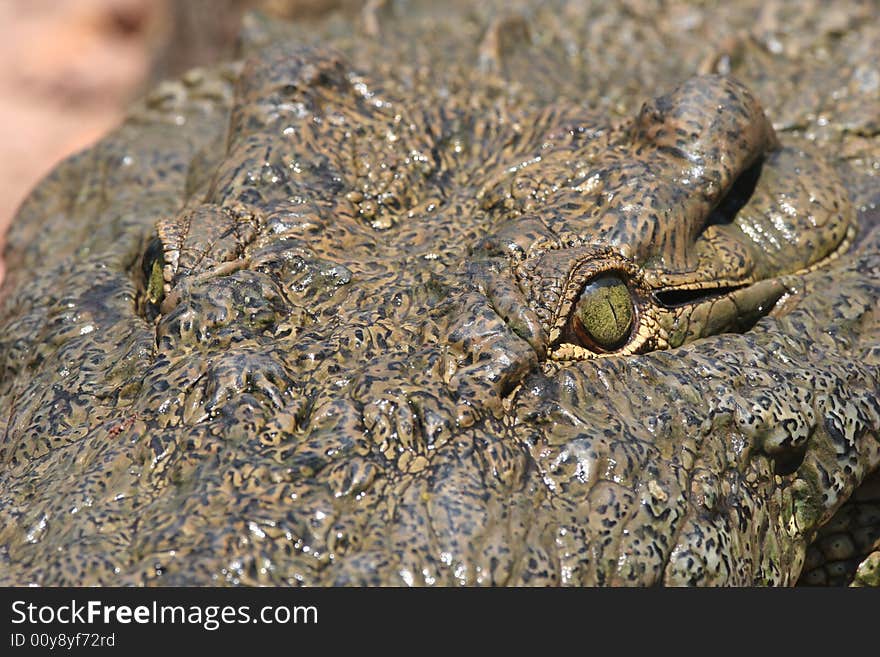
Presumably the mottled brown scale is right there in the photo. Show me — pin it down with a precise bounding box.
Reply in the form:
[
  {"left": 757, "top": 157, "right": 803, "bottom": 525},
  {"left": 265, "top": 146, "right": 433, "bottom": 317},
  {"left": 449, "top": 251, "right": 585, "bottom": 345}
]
[{"left": 0, "top": 0, "right": 878, "bottom": 587}]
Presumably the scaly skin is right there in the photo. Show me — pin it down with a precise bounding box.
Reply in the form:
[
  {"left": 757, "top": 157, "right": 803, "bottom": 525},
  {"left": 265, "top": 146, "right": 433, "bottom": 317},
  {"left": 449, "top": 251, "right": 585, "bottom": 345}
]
[{"left": 0, "top": 0, "right": 877, "bottom": 585}]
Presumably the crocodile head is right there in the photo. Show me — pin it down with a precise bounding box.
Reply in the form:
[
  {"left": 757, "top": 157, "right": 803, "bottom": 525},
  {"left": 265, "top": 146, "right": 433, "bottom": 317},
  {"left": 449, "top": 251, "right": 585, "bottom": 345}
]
[
  {"left": 0, "top": 2, "right": 877, "bottom": 586},
  {"left": 473, "top": 75, "right": 853, "bottom": 362}
]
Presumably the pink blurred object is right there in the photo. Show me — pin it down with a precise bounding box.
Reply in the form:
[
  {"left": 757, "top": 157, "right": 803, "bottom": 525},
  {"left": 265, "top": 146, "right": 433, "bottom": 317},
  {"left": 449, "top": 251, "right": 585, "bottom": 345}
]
[{"left": 0, "top": 0, "right": 166, "bottom": 286}]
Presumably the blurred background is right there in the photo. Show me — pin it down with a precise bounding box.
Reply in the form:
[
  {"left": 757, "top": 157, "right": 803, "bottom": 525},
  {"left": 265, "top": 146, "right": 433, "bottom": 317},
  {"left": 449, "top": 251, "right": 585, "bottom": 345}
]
[
  {"left": 0, "top": 1, "right": 161, "bottom": 254},
  {"left": 0, "top": 0, "right": 327, "bottom": 284}
]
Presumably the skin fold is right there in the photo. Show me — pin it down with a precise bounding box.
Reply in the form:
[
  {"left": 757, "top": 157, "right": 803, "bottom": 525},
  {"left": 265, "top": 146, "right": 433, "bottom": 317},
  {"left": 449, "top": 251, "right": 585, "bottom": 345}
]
[{"left": 0, "top": 0, "right": 877, "bottom": 585}]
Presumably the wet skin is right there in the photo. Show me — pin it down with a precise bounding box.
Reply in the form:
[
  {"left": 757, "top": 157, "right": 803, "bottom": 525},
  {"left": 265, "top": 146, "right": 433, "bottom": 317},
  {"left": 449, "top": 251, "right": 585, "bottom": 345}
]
[{"left": 0, "top": 0, "right": 878, "bottom": 585}]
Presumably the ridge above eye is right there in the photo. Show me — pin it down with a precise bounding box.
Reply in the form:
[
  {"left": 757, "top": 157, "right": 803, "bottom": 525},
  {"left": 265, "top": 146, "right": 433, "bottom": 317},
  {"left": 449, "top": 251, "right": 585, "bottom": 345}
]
[{"left": 567, "top": 274, "right": 634, "bottom": 352}]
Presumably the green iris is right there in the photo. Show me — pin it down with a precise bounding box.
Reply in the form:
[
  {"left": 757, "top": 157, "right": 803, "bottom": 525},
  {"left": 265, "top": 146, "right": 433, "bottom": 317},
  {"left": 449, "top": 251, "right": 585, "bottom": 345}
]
[
  {"left": 572, "top": 275, "right": 634, "bottom": 351},
  {"left": 142, "top": 237, "right": 165, "bottom": 320}
]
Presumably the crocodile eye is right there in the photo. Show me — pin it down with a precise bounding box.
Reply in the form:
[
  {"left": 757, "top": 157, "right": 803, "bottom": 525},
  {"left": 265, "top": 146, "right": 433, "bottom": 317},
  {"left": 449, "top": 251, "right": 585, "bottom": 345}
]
[
  {"left": 141, "top": 236, "right": 165, "bottom": 321},
  {"left": 569, "top": 274, "right": 634, "bottom": 351}
]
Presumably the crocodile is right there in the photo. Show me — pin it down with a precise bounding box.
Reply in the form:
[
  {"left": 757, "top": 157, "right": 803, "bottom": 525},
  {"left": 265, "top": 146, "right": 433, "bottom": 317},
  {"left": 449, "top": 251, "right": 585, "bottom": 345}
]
[{"left": 0, "top": 0, "right": 878, "bottom": 586}]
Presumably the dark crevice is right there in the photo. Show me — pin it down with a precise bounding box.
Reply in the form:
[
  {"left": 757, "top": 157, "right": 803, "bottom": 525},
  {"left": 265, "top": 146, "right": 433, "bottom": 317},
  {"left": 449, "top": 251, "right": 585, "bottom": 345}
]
[
  {"left": 705, "top": 157, "right": 763, "bottom": 227},
  {"left": 653, "top": 284, "right": 746, "bottom": 308},
  {"left": 773, "top": 445, "right": 807, "bottom": 476}
]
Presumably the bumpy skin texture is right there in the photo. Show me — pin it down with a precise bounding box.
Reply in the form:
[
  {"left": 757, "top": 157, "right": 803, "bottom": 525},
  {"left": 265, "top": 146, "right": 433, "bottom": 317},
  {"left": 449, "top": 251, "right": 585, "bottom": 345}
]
[{"left": 0, "top": 0, "right": 878, "bottom": 585}]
